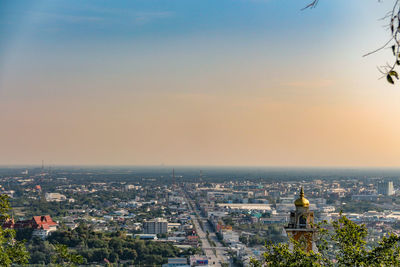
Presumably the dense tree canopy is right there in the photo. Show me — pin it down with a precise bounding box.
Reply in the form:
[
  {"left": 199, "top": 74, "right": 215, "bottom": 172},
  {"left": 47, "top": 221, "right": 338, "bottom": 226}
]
[
  {"left": 32, "top": 223, "right": 187, "bottom": 265},
  {"left": 251, "top": 214, "right": 400, "bottom": 266}
]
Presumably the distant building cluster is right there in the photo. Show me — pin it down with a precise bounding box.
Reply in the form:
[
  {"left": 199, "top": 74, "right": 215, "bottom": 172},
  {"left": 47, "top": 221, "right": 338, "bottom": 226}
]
[{"left": 1, "top": 166, "right": 400, "bottom": 266}]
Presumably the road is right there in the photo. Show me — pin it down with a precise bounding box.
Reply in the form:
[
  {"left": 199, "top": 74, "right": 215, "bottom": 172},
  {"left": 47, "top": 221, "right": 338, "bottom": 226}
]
[
  {"left": 204, "top": 220, "right": 230, "bottom": 265},
  {"left": 184, "top": 191, "right": 231, "bottom": 266},
  {"left": 190, "top": 213, "right": 222, "bottom": 267}
]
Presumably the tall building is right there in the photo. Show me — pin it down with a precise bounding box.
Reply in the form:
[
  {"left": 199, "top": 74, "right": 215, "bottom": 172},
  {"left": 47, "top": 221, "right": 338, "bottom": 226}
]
[
  {"left": 378, "top": 181, "right": 394, "bottom": 196},
  {"left": 285, "top": 187, "right": 316, "bottom": 252},
  {"left": 143, "top": 218, "right": 168, "bottom": 234}
]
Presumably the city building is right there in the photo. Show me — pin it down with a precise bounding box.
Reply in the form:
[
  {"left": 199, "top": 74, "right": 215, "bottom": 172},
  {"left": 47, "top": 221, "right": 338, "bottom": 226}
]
[
  {"left": 168, "top": 222, "right": 181, "bottom": 231},
  {"left": 285, "top": 188, "right": 316, "bottom": 252},
  {"left": 143, "top": 218, "right": 168, "bottom": 234},
  {"left": 3, "top": 215, "right": 58, "bottom": 239},
  {"left": 216, "top": 203, "right": 271, "bottom": 212},
  {"left": 378, "top": 181, "right": 394, "bottom": 196},
  {"left": 222, "top": 229, "right": 240, "bottom": 244},
  {"left": 45, "top": 192, "right": 67, "bottom": 202},
  {"left": 189, "top": 255, "right": 209, "bottom": 266},
  {"left": 162, "top": 258, "right": 190, "bottom": 267}
]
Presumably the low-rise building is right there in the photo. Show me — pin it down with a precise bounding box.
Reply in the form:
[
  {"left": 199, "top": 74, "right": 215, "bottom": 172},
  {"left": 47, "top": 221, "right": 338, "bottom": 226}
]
[
  {"left": 45, "top": 193, "right": 67, "bottom": 202},
  {"left": 3, "top": 215, "right": 58, "bottom": 239},
  {"left": 162, "top": 258, "right": 190, "bottom": 267},
  {"left": 189, "top": 255, "right": 209, "bottom": 266}
]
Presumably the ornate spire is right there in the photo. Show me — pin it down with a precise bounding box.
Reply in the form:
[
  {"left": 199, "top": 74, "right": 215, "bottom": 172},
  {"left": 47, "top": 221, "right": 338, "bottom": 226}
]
[{"left": 294, "top": 187, "right": 309, "bottom": 207}]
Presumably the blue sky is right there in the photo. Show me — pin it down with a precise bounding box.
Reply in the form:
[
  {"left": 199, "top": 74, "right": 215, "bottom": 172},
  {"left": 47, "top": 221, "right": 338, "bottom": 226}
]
[
  {"left": 0, "top": 0, "right": 342, "bottom": 38},
  {"left": 0, "top": 0, "right": 356, "bottom": 56},
  {"left": 1, "top": 0, "right": 400, "bottom": 166},
  {"left": 0, "top": 0, "right": 368, "bottom": 98}
]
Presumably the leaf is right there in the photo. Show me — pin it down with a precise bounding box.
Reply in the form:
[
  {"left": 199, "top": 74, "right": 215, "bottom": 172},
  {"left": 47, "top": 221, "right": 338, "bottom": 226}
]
[
  {"left": 397, "top": 60, "right": 400, "bottom": 65},
  {"left": 390, "top": 70, "right": 399, "bottom": 79},
  {"left": 392, "top": 45, "right": 396, "bottom": 55},
  {"left": 387, "top": 74, "right": 395, "bottom": 84}
]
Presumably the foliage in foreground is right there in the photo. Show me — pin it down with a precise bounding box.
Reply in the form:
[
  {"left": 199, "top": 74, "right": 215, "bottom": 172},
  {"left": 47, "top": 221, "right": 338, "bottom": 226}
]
[
  {"left": 251, "top": 214, "right": 400, "bottom": 267},
  {"left": 304, "top": 0, "right": 400, "bottom": 85},
  {"left": 0, "top": 194, "right": 30, "bottom": 266}
]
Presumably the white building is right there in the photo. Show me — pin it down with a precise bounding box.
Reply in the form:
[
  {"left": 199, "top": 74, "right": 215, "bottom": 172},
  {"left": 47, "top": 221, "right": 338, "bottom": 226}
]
[
  {"left": 216, "top": 203, "right": 271, "bottom": 212},
  {"left": 222, "top": 230, "right": 240, "bottom": 244},
  {"left": 45, "top": 193, "right": 67, "bottom": 202}
]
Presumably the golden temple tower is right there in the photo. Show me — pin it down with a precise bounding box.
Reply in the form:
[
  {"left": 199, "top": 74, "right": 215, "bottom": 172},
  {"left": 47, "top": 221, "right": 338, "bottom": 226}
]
[{"left": 285, "top": 187, "right": 316, "bottom": 252}]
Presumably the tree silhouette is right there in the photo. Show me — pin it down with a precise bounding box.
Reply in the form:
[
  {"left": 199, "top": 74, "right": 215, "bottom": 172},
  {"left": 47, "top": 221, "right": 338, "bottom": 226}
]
[{"left": 305, "top": 0, "right": 400, "bottom": 84}]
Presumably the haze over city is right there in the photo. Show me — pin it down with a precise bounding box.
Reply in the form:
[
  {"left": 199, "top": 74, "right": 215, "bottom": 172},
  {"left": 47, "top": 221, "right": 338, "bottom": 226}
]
[{"left": 1, "top": 0, "right": 400, "bottom": 166}]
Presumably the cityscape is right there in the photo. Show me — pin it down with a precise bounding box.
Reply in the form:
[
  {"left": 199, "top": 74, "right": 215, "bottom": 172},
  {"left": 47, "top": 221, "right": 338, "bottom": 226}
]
[
  {"left": 0, "top": 167, "right": 399, "bottom": 265},
  {"left": 2, "top": 0, "right": 400, "bottom": 266}
]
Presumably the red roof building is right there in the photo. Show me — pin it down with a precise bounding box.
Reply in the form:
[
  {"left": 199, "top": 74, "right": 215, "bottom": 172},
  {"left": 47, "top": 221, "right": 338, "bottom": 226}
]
[
  {"left": 3, "top": 215, "right": 58, "bottom": 239},
  {"left": 32, "top": 215, "right": 58, "bottom": 230}
]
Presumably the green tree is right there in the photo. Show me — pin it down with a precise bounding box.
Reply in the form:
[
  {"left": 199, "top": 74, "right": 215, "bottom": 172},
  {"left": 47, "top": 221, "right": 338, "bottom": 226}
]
[
  {"left": 51, "top": 244, "right": 84, "bottom": 267},
  {"left": 121, "top": 248, "right": 138, "bottom": 261},
  {"left": 0, "top": 194, "right": 30, "bottom": 266},
  {"left": 91, "top": 247, "right": 110, "bottom": 262},
  {"left": 252, "top": 214, "right": 400, "bottom": 267},
  {"left": 30, "top": 250, "right": 46, "bottom": 264},
  {"left": 251, "top": 239, "right": 328, "bottom": 267}
]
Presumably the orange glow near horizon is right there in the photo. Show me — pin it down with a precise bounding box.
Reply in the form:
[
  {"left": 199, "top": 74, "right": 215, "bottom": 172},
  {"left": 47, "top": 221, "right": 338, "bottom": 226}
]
[{"left": 1, "top": 0, "right": 400, "bottom": 166}]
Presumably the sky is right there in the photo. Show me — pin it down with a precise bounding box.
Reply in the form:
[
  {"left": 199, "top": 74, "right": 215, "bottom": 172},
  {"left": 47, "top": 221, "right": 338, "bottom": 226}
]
[{"left": 1, "top": 0, "right": 400, "bottom": 167}]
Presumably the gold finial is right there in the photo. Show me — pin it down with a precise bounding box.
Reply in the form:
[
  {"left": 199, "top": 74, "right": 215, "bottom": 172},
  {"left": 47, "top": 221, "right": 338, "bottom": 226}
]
[{"left": 294, "top": 186, "right": 309, "bottom": 207}]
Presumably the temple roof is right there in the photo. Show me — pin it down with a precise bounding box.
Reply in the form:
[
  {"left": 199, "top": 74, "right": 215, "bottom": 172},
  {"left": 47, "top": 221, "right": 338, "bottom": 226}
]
[{"left": 294, "top": 187, "right": 309, "bottom": 208}]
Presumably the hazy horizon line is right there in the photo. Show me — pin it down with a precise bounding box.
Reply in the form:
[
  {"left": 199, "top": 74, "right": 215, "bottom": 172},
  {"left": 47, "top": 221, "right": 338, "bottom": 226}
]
[{"left": 2, "top": 164, "right": 400, "bottom": 170}]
